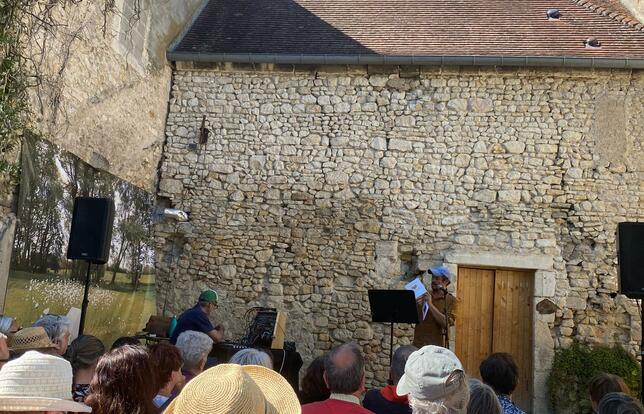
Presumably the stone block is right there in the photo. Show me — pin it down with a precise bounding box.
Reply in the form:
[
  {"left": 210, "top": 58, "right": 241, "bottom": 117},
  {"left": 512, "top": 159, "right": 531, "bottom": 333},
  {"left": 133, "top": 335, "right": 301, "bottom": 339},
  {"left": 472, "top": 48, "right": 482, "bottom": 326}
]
[
  {"left": 473, "top": 189, "right": 497, "bottom": 203},
  {"left": 447, "top": 98, "right": 468, "bottom": 111},
  {"left": 355, "top": 220, "right": 381, "bottom": 233},
  {"left": 325, "top": 171, "right": 349, "bottom": 185},
  {"left": 255, "top": 249, "right": 273, "bottom": 262},
  {"left": 369, "top": 76, "right": 388, "bottom": 87},
  {"left": 468, "top": 98, "right": 493, "bottom": 113},
  {"left": 503, "top": 141, "right": 526, "bottom": 154},
  {"left": 566, "top": 295, "right": 587, "bottom": 310},
  {"left": 535, "top": 271, "right": 557, "bottom": 298},
  {"left": 473, "top": 141, "right": 487, "bottom": 153},
  {"left": 249, "top": 155, "right": 266, "bottom": 169},
  {"left": 211, "top": 162, "right": 233, "bottom": 174},
  {"left": 395, "top": 116, "right": 416, "bottom": 127},
  {"left": 220, "top": 264, "right": 237, "bottom": 279},
  {"left": 376, "top": 241, "right": 398, "bottom": 257},
  {"left": 454, "top": 154, "right": 471, "bottom": 167},
  {"left": 388, "top": 139, "right": 413, "bottom": 152},
  {"left": 498, "top": 190, "right": 522, "bottom": 203},
  {"left": 370, "top": 137, "right": 387, "bottom": 151},
  {"left": 159, "top": 178, "right": 183, "bottom": 194},
  {"left": 564, "top": 168, "right": 583, "bottom": 180}
]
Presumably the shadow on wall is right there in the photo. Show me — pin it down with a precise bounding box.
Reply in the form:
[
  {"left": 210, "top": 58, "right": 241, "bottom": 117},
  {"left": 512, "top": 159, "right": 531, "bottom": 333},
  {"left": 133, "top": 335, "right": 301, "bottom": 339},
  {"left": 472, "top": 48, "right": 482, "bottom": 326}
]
[{"left": 173, "top": 0, "right": 376, "bottom": 55}]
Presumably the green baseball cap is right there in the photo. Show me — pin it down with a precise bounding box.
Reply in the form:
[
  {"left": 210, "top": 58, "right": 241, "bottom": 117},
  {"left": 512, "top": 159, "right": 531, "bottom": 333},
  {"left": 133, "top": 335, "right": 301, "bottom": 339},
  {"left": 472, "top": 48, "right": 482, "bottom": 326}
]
[{"left": 199, "top": 289, "right": 219, "bottom": 304}]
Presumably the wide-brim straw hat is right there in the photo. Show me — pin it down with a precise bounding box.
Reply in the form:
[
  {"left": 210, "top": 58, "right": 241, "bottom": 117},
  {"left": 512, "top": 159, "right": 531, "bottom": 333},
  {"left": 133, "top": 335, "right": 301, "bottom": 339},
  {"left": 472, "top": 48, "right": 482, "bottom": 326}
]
[
  {"left": 165, "top": 364, "right": 301, "bottom": 414},
  {"left": 9, "top": 326, "right": 57, "bottom": 352},
  {"left": 0, "top": 351, "right": 91, "bottom": 412}
]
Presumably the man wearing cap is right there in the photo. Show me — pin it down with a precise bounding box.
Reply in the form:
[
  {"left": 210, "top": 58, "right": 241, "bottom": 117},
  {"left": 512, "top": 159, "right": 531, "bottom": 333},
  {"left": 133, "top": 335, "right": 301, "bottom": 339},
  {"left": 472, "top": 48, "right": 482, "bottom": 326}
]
[
  {"left": 170, "top": 289, "right": 225, "bottom": 344},
  {"left": 413, "top": 266, "right": 458, "bottom": 348}
]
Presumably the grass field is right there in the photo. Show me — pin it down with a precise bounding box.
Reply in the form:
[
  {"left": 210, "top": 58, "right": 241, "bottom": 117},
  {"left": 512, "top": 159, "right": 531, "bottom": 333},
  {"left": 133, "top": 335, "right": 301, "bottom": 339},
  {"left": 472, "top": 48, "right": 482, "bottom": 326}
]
[{"left": 4, "top": 270, "right": 156, "bottom": 347}]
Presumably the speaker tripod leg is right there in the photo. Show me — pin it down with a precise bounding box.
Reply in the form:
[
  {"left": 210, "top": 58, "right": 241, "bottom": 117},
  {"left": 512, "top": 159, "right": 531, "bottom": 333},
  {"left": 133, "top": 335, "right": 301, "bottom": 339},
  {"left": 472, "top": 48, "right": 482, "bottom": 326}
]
[{"left": 79, "top": 261, "right": 91, "bottom": 336}]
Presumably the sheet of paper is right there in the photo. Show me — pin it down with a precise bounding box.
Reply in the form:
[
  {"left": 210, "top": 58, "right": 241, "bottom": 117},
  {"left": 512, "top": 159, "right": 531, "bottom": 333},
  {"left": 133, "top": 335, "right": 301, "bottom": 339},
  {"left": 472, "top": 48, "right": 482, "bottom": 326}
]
[
  {"left": 66, "top": 307, "right": 81, "bottom": 341},
  {"left": 422, "top": 302, "right": 429, "bottom": 321},
  {"left": 405, "top": 277, "right": 428, "bottom": 299}
]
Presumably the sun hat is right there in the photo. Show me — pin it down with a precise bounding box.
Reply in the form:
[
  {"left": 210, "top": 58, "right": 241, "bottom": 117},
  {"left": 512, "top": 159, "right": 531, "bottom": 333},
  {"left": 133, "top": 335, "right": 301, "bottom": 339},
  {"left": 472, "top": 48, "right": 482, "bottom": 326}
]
[
  {"left": 396, "top": 345, "right": 464, "bottom": 400},
  {"left": 199, "top": 289, "right": 219, "bottom": 305},
  {"left": 429, "top": 266, "right": 452, "bottom": 282},
  {"left": 9, "top": 327, "right": 57, "bottom": 352},
  {"left": 0, "top": 350, "right": 92, "bottom": 412},
  {"left": 164, "top": 363, "right": 301, "bottom": 414}
]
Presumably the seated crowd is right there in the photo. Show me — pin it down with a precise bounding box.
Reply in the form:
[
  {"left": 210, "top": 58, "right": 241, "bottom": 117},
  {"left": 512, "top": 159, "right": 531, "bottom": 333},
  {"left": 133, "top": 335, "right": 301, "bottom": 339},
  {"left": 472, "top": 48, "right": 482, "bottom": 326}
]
[{"left": 0, "top": 313, "right": 642, "bottom": 414}]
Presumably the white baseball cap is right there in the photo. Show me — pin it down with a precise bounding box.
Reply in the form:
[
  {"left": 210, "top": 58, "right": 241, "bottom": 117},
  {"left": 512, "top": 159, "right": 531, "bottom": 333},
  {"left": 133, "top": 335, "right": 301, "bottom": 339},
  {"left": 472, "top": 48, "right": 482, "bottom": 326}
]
[{"left": 396, "top": 345, "right": 464, "bottom": 400}]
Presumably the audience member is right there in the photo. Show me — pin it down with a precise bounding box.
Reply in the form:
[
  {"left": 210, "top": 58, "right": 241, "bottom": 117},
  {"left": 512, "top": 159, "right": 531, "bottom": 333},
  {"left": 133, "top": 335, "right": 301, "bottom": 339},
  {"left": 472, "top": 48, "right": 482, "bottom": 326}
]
[
  {"left": 467, "top": 379, "right": 502, "bottom": 414},
  {"left": 589, "top": 373, "right": 631, "bottom": 411},
  {"left": 149, "top": 342, "right": 185, "bottom": 410},
  {"left": 396, "top": 345, "right": 469, "bottom": 414},
  {"left": 85, "top": 345, "right": 158, "bottom": 414},
  {"left": 302, "top": 342, "right": 372, "bottom": 414},
  {"left": 8, "top": 326, "right": 58, "bottom": 355},
  {"left": 164, "top": 363, "right": 300, "bottom": 414},
  {"left": 175, "top": 330, "right": 213, "bottom": 384},
  {"left": 363, "top": 345, "right": 417, "bottom": 414},
  {"left": 110, "top": 336, "right": 141, "bottom": 350},
  {"left": 299, "top": 355, "right": 330, "bottom": 404},
  {"left": 66, "top": 335, "right": 106, "bottom": 403},
  {"left": 170, "top": 289, "right": 225, "bottom": 344},
  {"left": 479, "top": 353, "right": 525, "bottom": 414},
  {"left": 597, "top": 392, "right": 644, "bottom": 414},
  {"left": 32, "top": 314, "right": 71, "bottom": 356},
  {"left": 230, "top": 348, "right": 273, "bottom": 369},
  {"left": 0, "top": 350, "right": 91, "bottom": 412}
]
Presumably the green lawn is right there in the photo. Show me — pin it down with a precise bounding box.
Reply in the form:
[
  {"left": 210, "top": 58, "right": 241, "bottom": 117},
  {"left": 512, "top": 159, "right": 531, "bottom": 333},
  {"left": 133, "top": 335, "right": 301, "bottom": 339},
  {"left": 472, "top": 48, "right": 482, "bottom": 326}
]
[{"left": 4, "top": 270, "right": 156, "bottom": 347}]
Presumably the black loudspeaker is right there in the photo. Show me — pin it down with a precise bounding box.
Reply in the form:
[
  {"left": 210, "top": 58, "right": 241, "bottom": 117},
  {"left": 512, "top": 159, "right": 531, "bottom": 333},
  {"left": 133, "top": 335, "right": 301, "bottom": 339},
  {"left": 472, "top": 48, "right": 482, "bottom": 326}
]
[
  {"left": 67, "top": 197, "right": 115, "bottom": 264},
  {"left": 617, "top": 222, "right": 644, "bottom": 299}
]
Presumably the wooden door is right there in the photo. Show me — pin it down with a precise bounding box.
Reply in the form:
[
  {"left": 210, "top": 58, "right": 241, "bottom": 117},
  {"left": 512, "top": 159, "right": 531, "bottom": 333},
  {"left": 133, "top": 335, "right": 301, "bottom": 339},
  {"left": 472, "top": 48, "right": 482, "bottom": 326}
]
[{"left": 455, "top": 267, "right": 534, "bottom": 413}]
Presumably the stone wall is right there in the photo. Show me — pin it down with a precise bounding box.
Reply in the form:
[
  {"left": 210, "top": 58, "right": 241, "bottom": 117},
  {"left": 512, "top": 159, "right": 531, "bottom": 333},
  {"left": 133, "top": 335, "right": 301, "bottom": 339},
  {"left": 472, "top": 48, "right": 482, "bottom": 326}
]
[{"left": 155, "top": 64, "right": 643, "bottom": 410}]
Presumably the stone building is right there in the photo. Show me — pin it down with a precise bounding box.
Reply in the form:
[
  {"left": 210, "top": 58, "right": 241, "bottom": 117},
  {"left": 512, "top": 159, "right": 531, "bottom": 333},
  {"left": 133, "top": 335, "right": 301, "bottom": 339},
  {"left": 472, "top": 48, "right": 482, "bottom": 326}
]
[{"left": 155, "top": 1, "right": 644, "bottom": 411}]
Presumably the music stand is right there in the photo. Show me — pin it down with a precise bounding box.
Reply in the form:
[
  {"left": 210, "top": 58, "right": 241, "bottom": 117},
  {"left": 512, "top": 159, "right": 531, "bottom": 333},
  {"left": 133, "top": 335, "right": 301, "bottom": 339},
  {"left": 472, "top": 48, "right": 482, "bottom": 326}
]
[{"left": 368, "top": 290, "right": 419, "bottom": 364}]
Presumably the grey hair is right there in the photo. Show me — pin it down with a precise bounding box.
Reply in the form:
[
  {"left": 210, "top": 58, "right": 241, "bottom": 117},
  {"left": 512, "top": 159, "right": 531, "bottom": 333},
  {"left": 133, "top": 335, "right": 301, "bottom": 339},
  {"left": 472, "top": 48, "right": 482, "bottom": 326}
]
[
  {"left": 392, "top": 345, "right": 417, "bottom": 385},
  {"left": 33, "top": 314, "right": 71, "bottom": 341},
  {"left": 0, "top": 316, "right": 14, "bottom": 334},
  {"left": 230, "top": 348, "right": 273, "bottom": 369},
  {"left": 324, "top": 342, "right": 364, "bottom": 394},
  {"left": 467, "top": 379, "right": 502, "bottom": 414},
  {"left": 176, "top": 330, "right": 213, "bottom": 370}
]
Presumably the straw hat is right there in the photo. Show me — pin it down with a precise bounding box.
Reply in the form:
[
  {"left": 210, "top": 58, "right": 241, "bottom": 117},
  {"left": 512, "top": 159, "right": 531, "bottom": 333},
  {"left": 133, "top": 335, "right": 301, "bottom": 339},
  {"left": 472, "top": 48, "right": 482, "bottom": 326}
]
[
  {"left": 165, "top": 364, "right": 301, "bottom": 414},
  {"left": 0, "top": 351, "right": 92, "bottom": 412},
  {"left": 9, "top": 327, "right": 57, "bottom": 352}
]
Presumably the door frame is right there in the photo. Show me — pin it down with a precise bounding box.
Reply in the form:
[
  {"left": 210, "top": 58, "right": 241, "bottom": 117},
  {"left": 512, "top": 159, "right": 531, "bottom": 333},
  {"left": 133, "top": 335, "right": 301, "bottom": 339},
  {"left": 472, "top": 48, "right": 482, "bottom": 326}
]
[{"left": 440, "top": 250, "right": 556, "bottom": 414}]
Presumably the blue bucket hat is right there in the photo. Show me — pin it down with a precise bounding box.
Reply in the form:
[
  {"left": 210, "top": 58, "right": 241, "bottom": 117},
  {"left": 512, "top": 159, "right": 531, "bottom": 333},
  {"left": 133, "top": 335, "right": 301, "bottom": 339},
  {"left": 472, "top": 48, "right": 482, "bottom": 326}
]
[{"left": 429, "top": 266, "right": 452, "bottom": 282}]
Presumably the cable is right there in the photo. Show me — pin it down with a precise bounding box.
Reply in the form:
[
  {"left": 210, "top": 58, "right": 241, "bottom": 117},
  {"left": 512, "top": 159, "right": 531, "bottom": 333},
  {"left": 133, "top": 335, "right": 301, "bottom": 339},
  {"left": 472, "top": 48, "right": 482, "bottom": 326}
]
[{"left": 279, "top": 348, "right": 286, "bottom": 374}]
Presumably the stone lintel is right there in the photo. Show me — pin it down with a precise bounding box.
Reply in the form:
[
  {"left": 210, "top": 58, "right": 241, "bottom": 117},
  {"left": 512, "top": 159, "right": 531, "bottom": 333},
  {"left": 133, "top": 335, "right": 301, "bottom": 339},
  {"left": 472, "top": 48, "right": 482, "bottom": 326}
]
[{"left": 445, "top": 250, "right": 554, "bottom": 271}]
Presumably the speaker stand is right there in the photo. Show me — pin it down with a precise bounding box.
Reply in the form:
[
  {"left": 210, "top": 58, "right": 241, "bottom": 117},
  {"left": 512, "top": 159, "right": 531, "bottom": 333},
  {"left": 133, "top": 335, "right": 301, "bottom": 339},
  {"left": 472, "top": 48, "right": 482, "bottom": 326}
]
[
  {"left": 78, "top": 261, "right": 92, "bottom": 336},
  {"left": 636, "top": 299, "right": 644, "bottom": 404}
]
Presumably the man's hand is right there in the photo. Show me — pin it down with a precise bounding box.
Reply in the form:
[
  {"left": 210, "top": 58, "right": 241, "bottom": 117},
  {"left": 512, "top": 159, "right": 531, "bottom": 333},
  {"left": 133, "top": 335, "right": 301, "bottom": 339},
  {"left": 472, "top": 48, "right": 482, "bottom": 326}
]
[{"left": 416, "top": 293, "right": 428, "bottom": 306}]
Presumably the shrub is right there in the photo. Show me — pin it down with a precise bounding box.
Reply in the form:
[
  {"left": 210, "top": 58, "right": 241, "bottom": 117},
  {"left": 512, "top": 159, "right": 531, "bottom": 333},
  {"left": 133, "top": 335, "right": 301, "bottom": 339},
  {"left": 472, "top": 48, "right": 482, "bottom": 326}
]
[{"left": 548, "top": 342, "right": 640, "bottom": 413}]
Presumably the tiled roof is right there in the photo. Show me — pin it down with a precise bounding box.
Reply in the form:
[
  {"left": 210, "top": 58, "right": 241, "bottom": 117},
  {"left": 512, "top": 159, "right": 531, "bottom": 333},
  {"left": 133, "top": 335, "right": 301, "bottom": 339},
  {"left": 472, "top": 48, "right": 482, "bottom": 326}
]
[{"left": 171, "top": 0, "right": 644, "bottom": 61}]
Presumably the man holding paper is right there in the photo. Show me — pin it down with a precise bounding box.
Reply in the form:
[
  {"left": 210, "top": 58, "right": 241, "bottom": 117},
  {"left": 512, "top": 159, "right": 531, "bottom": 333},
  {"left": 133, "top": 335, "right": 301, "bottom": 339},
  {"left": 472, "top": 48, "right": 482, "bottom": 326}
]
[{"left": 406, "top": 266, "right": 458, "bottom": 348}]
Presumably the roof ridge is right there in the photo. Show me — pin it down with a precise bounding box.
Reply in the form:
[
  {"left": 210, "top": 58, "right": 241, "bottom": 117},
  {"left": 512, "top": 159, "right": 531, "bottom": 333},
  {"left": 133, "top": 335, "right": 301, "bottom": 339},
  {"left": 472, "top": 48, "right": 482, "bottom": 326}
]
[{"left": 572, "top": 0, "right": 644, "bottom": 32}]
